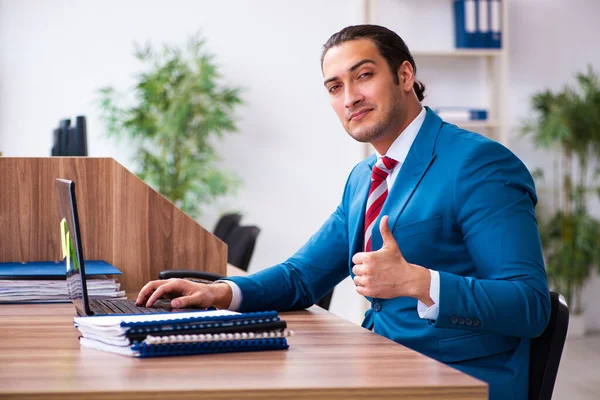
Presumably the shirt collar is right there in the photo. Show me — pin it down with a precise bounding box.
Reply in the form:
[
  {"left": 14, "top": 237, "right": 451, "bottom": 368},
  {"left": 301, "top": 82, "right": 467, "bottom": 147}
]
[{"left": 375, "top": 106, "right": 426, "bottom": 164}]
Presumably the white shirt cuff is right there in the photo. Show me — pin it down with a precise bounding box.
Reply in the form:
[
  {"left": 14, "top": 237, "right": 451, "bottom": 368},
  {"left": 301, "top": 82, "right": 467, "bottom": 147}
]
[
  {"left": 417, "top": 269, "right": 440, "bottom": 320},
  {"left": 215, "top": 280, "right": 243, "bottom": 311}
]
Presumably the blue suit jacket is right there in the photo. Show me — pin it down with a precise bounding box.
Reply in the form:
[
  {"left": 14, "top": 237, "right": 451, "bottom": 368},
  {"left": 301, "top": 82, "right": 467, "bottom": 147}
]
[{"left": 226, "top": 108, "right": 551, "bottom": 400}]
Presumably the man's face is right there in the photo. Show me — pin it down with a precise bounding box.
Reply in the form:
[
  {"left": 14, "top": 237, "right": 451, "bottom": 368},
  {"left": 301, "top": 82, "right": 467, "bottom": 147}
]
[{"left": 322, "top": 39, "right": 406, "bottom": 144}]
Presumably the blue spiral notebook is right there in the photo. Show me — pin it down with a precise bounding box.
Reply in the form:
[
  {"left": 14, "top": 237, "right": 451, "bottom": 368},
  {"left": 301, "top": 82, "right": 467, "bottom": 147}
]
[{"left": 74, "top": 310, "right": 292, "bottom": 357}]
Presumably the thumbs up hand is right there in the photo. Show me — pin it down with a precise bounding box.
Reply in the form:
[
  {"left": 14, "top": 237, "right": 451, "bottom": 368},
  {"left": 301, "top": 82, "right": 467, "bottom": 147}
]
[{"left": 352, "top": 216, "right": 433, "bottom": 305}]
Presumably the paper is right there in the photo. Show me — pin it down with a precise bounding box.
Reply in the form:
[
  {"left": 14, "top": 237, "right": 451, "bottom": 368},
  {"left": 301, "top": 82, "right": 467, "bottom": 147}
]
[
  {"left": 0, "top": 278, "right": 125, "bottom": 303},
  {"left": 74, "top": 309, "right": 239, "bottom": 328},
  {"left": 80, "top": 337, "right": 136, "bottom": 356}
]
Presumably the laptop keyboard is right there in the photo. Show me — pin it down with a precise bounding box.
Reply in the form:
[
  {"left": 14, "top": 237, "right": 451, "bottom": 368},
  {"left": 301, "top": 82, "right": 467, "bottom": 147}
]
[{"left": 91, "top": 299, "right": 171, "bottom": 315}]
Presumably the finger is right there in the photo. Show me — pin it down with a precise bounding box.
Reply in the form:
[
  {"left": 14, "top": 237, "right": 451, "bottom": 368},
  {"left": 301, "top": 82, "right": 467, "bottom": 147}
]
[
  {"left": 352, "top": 252, "right": 368, "bottom": 265},
  {"left": 352, "top": 263, "right": 366, "bottom": 276},
  {"left": 353, "top": 275, "right": 366, "bottom": 287},
  {"left": 379, "top": 215, "right": 398, "bottom": 249},
  {"left": 172, "top": 293, "right": 206, "bottom": 309},
  {"left": 145, "top": 280, "right": 184, "bottom": 307},
  {"left": 356, "top": 285, "right": 369, "bottom": 297},
  {"left": 136, "top": 280, "right": 168, "bottom": 305}
]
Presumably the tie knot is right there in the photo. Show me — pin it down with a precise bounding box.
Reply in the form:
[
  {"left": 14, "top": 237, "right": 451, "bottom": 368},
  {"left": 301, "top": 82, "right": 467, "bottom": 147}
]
[{"left": 371, "top": 156, "right": 398, "bottom": 182}]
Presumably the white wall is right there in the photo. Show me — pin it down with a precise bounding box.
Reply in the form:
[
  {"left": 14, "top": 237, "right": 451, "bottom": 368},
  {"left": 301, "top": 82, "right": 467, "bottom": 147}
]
[
  {"left": 0, "top": 0, "right": 369, "bottom": 324},
  {"left": 1, "top": 0, "right": 600, "bottom": 329}
]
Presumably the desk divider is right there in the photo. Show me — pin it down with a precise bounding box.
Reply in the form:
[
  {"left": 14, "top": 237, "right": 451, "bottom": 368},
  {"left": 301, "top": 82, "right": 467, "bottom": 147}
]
[{"left": 0, "top": 157, "right": 226, "bottom": 294}]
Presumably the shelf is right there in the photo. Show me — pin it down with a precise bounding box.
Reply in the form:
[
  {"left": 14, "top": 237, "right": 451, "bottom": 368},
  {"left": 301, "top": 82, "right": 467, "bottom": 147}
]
[
  {"left": 446, "top": 120, "right": 498, "bottom": 130},
  {"left": 412, "top": 49, "right": 505, "bottom": 58}
]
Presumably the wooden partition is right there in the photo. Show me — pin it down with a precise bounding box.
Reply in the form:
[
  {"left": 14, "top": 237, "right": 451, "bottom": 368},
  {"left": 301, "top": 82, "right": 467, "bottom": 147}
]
[{"left": 0, "top": 157, "right": 226, "bottom": 293}]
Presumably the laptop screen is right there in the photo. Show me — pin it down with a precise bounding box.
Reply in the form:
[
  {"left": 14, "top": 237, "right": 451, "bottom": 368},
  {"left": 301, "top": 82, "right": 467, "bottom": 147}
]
[{"left": 55, "top": 178, "right": 92, "bottom": 315}]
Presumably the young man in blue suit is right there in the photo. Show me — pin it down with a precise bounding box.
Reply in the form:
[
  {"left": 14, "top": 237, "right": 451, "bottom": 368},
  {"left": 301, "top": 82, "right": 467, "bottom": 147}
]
[{"left": 137, "top": 25, "right": 550, "bottom": 400}]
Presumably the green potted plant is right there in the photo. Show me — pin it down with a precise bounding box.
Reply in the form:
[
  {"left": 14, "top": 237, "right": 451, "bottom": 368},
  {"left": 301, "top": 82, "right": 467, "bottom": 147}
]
[
  {"left": 522, "top": 65, "right": 600, "bottom": 336},
  {"left": 98, "top": 34, "right": 242, "bottom": 219}
]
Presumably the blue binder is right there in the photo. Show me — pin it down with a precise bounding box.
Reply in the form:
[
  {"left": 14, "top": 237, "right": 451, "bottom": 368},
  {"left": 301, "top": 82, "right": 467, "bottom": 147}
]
[
  {"left": 477, "top": 0, "right": 491, "bottom": 48},
  {"left": 0, "top": 260, "right": 121, "bottom": 279},
  {"left": 434, "top": 107, "right": 488, "bottom": 121},
  {"left": 455, "top": 0, "right": 502, "bottom": 49},
  {"left": 489, "top": 0, "right": 502, "bottom": 48},
  {"left": 454, "top": 0, "right": 479, "bottom": 48}
]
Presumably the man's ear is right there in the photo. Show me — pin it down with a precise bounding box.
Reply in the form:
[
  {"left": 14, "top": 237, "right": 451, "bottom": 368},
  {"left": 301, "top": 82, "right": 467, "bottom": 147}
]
[{"left": 397, "top": 61, "right": 415, "bottom": 91}]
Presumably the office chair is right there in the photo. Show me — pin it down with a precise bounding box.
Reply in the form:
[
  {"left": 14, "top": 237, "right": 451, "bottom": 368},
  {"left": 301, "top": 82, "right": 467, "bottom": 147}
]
[
  {"left": 213, "top": 213, "right": 242, "bottom": 242},
  {"left": 159, "top": 225, "right": 261, "bottom": 282},
  {"left": 226, "top": 225, "right": 260, "bottom": 272},
  {"left": 316, "top": 289, "right": 334, "bottom": 310},
  {"left": 528, "top": 291, "right": 569, "bottom": 400}
]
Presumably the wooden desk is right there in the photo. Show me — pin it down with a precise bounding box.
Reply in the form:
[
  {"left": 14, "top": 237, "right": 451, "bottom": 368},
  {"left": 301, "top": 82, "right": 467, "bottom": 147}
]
[{"left": 0, "top": 304, "right": 486, "bottom": 399}]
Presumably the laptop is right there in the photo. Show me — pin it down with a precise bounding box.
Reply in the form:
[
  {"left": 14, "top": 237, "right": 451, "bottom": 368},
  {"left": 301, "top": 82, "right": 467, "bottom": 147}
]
[{"left": 55, "top": 178, "right": 181, "bottom": 316}]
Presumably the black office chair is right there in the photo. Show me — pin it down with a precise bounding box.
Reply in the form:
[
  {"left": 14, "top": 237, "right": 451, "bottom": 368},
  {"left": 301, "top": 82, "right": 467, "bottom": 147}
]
[
  {"left": 159, "top": 224, "right": 261, "bottom": 281},
  {"left": 213, "top": 213, "right": 242, "bottom": 242},
  {"left": 316, "top": 288, "right": 334, "bottom": 310},
  {"left": 528, "top": 291, "right": 569, "bottom": 400},
  {"left": 159, "top": 269, "right": 226, "bottom": 282},
  {"left": 226, "top": 225, "right": 260, "bottom": 272}
]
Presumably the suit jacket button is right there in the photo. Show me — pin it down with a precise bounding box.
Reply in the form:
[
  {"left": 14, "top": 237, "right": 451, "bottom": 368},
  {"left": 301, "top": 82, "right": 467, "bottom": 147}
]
[
  {"left": 473, "top": 318, "right": 480, "bottom": 327},
  {"left": 450, "top": 316, "right": 458, "bottom": 324},
  {"left": 465, "top": 318, "right": 473, "bottom": 326},
  {"left": 458, "top": 317, "right": 466, "bottom": 325},
  {"left": 373, "top": 302, "right": 382, "bottom": 312}
]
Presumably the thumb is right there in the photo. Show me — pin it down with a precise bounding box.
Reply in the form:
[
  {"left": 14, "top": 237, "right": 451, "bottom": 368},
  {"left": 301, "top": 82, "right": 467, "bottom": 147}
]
[{"left": 379, "top": 215, "right": 398, "bottom": 249}]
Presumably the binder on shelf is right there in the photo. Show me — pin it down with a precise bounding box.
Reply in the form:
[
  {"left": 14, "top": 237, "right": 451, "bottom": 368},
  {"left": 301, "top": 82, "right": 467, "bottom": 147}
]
[
  {"left": 478, "top": 0, "right": 490, "bottom": 48},
  {"left": 489, "top": 0, "right": 502, "bottom": 48},
  {"left": 454, "top": 0, "right": 502, "bottom": 49},
  {"left": 454, "top": 0, "right": 479, "bottom": 48},
  {"left": 74, "top": 310, "right": 293, "bottom": 358},
  {"left": 435, "top": 107, "right": 488, "bottom": 121}
]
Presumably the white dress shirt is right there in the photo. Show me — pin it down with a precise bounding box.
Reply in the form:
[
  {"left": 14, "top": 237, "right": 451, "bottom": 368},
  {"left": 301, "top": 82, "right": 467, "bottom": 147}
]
[{"left": 221, "top": 106, "right": 440, "bottom": 320}]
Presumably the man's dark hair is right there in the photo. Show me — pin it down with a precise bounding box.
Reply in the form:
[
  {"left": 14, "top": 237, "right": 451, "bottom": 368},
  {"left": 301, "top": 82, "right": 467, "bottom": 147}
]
[{"left": 321, "top": 25, "right": 426, "bottom": 102}]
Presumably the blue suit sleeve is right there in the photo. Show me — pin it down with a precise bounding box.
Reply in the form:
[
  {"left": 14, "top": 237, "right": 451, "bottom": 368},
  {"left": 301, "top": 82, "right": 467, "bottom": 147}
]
[
  {"left": 433, "top": 141, "right": 551, "bottom": 338},
  {"left": 223, "top": 205, "right": 350, "bottom": 312},
  {"left": 221, "top": 161, "right": 362, "bottom": 314}
]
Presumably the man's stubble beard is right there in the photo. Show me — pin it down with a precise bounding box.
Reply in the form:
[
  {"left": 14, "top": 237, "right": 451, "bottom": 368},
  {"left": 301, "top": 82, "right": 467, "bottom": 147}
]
[{"left": 346, "top": 95, "right": 404, "bottom": 144}]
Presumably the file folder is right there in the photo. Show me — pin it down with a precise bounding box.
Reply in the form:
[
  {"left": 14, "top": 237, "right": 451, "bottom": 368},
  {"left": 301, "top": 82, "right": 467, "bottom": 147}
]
[
  {"left": 478, "top": 0, "right": 490, "bottom": 48},
  {"left": 489, "top": 0, "right": 502, "bottom": 48},
  {"left": 454, "top": 0, "right": 479, "bottom": 48},
  {"left": 455, "top": 0, "right": 502, "bottom": 49},
  {"left": 0, "top": 260, "right": 122, "bottom": 280}
]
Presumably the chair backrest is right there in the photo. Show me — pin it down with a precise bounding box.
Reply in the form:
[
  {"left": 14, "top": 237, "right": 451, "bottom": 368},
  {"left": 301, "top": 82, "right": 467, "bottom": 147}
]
[
  {"left": 226, "top": 225, "right": 260, "bottom": 272},
  {"left": 316, "top": 289, "right": 334, "bottom": 310},
  {"left": 528, "top": 291, "right": 569, "bottom": 400},
  {"left": 213, "top": 213, "right": 242, "bottom": 242}
]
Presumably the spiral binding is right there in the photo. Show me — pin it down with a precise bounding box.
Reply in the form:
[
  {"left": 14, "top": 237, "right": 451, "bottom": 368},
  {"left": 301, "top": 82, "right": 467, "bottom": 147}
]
[
  {"left": 121, "top": 310, "right": 280, "bottom": 329},
  {"left": 133, "top": 337, "right": 290, "bottom": 358},
  {"left": 143, "top": 329, "right": 294, "bottom": 345}
]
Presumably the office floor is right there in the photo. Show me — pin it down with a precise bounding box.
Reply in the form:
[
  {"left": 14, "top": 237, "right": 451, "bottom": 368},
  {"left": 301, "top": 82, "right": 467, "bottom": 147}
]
[{"left": 552, "top": 333, "right": 600, "bottom": 400}]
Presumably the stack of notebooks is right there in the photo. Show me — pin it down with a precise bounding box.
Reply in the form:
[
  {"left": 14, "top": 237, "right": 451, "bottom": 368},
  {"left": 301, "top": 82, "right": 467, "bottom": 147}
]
[
  {"left": 74, "top": 309, "right": 292, "bottom": 358},
  {"left": 0, "top": 260, "right": 125, "bottom": 303}
]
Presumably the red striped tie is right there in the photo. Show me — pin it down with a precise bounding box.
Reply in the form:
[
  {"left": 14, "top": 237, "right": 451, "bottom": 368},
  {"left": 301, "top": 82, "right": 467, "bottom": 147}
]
[{"left": 364, "top": 156, "right": 398, "bottom": 252}]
